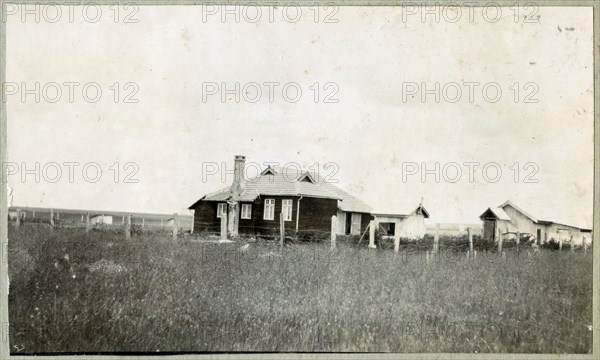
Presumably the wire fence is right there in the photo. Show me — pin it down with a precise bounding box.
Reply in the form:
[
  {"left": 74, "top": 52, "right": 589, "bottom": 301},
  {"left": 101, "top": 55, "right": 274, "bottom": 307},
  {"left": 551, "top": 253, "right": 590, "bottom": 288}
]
[
  {"left": 8, "top": 217, "right": 193, "bottom": 237},
  {"left": 11, "top": 216, "right": 592, "bottom": 254}
]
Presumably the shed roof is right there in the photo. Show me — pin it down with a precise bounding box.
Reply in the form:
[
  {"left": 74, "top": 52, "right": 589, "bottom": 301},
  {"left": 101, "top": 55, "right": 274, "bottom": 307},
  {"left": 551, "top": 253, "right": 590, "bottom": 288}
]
[
  {"left": 498, "top": 200, "right": 538, "bottom": 222},
  {"left": 479, "top": 207, "right": 511, "bottom": 221},
  {"left": 372, "top": 203, "right": 430, "bottom": 218}
]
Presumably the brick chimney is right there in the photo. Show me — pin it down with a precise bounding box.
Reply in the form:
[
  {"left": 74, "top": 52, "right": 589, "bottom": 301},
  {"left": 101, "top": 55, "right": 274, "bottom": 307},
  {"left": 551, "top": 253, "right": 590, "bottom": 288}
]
[
  {"left": 230, "top": 155, "right": 246, "bottom": 200},
  {"left": 227, "top": 155, "right": 245, "bottom": 238}
]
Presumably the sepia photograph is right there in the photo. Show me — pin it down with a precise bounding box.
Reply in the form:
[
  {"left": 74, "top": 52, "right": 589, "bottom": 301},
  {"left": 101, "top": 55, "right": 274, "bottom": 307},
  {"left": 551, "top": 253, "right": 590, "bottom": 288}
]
[{"left": 0, "top": 1, "right": 598, "bottom": 358}]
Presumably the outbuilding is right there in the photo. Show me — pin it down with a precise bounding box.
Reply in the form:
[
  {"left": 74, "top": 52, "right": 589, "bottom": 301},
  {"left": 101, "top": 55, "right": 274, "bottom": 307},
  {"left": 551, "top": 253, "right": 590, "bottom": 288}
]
[
  {"left": 371, "top": 203, "right": 430, "bottom": 240},
  {"left": 479, "top": 200, "right": 592, "bottom": 246}
]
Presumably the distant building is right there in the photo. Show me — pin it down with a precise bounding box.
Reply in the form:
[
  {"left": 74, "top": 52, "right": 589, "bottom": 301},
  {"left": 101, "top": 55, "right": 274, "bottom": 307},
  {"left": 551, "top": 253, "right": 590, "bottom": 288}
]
[
  {"left": 8, "top": 209, "right": 27, "bottom": 221},
  {"left": 479, "top": 200, "right": 592, "bottom": 245},
  {"left": 425, "top": 223, "right": 483, "bottom": 237},
  {"left": 89, "top": 215, "right": 113, "bottom": 225}
]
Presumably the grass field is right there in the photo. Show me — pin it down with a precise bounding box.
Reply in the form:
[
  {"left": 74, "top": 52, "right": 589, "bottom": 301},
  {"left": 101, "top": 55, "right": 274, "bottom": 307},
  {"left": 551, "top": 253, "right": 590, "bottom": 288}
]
[{"left": 7, "top": 225, "right": 593, "bottom": 354}]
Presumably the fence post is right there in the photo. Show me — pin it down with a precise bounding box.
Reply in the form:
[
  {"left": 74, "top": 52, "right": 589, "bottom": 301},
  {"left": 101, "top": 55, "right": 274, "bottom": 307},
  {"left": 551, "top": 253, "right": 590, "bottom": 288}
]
[
  {"left": 86, "top": 212, "right": 90, "bottom": 233},
  {"left": 468, "top": 227, "right": 473, "bottom": 258},
  {"left": 559, "top": 236, "right": 563, "bottom": 251},
  {"left": 220, "top": 214, "right": 227, "bottom": 240},
  {"left": 280, "top": 212, "right": 285, "bottom": 249},
  {"left": 50, "top": 208, "right": 54, "bottom": 228},
  {"left": 516, "top": 230, "right": 520, "bottom": 249},
  {"left": 583, "top": 236, "right": 587, "bottom": 254},
  {"left": 394, "top": 233, "right": 400, "bottom": 252},
  {"left": 368, "top": 220, "right": 376, "bottom": 249},
  {"left": 142, "top": 218, "right": 145, "bottom": 230},
  {"left": 570, "top": 236, "right": 574, "bottom": 253},
  {"left": 433, "top": 223, "right": 440, "bottom": 254},
  {"left": 498, "top": 231, "right": 503, "bottom": 253},
  {"left": 172, "top": 213, "right": 178, "bottom": 240},
  {"left": 15, "top": 209, "right": 21, "bottom": 228},
  {"left": 330, "top": 215, "right": 337, "bottom": 249},
  {"left": 125, "top": 214, "right": 131, "bottom": 240}
]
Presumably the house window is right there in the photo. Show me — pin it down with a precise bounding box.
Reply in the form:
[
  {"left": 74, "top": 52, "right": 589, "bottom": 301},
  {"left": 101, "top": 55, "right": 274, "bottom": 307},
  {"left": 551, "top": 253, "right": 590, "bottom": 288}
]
[
  {"left": 264, "top": 199, "right": 275, "bottom": 220},
  {"left": 241, "top": 204, "right": 252, "bottom": 219},
  {"left": 282, "top": 199, "right": 293, "bottom": 221},
  {"left": 217, "top": 203, "right": 227, "bottom": 218},
  {"left": 379, "top": 222, "right": 396, "bottom": 237}
]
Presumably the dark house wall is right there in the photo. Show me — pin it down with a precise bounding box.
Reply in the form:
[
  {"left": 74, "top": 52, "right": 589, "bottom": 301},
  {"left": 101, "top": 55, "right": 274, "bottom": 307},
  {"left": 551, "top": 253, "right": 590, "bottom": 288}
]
[
  {"left": 193, "top": 195, "right": 338, "bottom": 236},
  {"left": 297, "top": 197, "right": 338, "bottom": 233},
  {"left": 251, "top": 195, "right": 299, "bottom": 236},
  {"left": 193, "top": 201, "right": 221, "bottom": 233}
]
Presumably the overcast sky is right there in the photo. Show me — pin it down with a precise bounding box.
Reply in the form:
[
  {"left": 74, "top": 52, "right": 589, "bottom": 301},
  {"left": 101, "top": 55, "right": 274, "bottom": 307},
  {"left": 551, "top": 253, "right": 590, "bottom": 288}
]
[{"left": 6, "top": 5, "right": 594, "bottom": 226}]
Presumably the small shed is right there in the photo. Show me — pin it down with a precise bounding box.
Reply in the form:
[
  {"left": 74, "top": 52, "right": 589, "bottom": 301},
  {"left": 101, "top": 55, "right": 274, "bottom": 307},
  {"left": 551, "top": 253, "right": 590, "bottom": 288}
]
[
  {"left": 479, "top": 207, "right": 513, "bottom": 241},
  {"left": 372, "top": 204, "right": 430, "bottom": 240}
]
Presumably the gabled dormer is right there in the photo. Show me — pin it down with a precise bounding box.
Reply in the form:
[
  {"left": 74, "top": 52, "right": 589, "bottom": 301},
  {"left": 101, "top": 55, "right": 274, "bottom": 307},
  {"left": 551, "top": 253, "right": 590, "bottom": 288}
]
[
  {"left": 298, "top": 171, "right": 316, "bottom": 183},
  {"left": 261, "top": 166, "right": 276, "bottom": 176}
]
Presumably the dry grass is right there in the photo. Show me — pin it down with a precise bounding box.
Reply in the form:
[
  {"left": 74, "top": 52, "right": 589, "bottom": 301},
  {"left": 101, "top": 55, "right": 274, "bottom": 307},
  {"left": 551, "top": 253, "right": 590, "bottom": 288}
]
[{"left": 7, "top": 225, "right": 593, "bottom": 354}]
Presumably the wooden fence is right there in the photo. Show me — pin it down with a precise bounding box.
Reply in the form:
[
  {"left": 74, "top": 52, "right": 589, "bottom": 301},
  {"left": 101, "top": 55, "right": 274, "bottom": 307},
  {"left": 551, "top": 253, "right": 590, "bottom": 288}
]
[
  {"left": 331, "top": 218, "right": 591, "bottom": 258},
  {"left": 211, "top": 213, "right": 592, "bottom": 256}
]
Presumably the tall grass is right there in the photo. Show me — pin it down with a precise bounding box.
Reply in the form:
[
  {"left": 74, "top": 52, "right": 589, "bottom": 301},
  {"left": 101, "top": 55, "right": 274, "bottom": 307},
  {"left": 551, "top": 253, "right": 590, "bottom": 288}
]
[{"left": 8, "top": 225, "right": 592, "bottom": 354}]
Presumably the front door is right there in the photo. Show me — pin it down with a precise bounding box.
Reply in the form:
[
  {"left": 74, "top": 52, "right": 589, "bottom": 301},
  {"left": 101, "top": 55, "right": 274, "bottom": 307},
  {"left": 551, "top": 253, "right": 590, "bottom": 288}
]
[
  {"left": 351, "top": 213, "right": 362, "bottom": 235},
  {"left": 345, "top": 212, "right": 352, "bottom": 235},
  {"left": 483, "top": 220, "right": 496, "bottom": 241}
]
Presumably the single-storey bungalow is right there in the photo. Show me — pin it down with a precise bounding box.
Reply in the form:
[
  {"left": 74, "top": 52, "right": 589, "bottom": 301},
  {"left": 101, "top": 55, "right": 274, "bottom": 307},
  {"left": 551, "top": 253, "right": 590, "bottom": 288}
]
[
  {"left": 479, "top": 200, "right": 592, "bottom": 245},
  {"left": 189, "top": 155, "right": 373, "bottom": 238}
]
